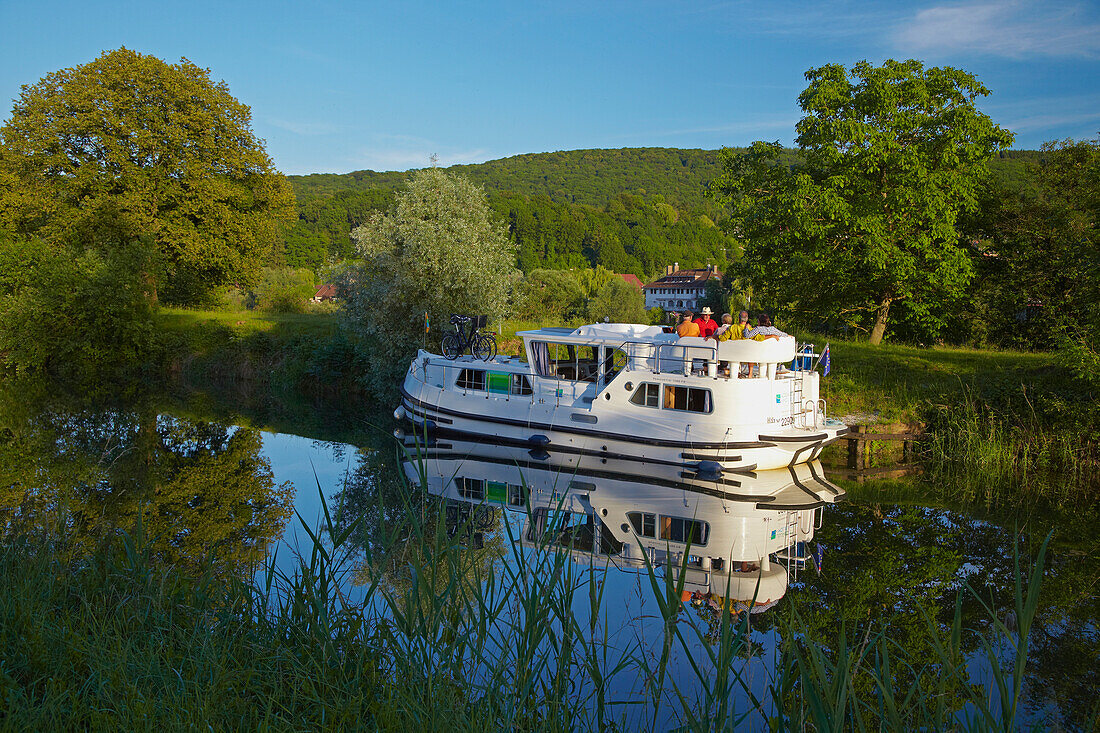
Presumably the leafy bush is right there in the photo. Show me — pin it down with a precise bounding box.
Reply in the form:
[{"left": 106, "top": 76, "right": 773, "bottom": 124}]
[
  {"left": 251, "top": 267, "right": 316, "bottom": 314},
  {"left": 0, "top": 234, "right": 155, "bottom": 380}
]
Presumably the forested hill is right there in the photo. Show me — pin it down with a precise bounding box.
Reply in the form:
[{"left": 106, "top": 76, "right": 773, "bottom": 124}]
[
  {"left": 288, "top": 146, "right": 1040, "bottom": 207},
  {"left": 282, "top": 147, "right": 1042, "bottom": 276},
  {"left": 290, "top": 148, "right": 747, "bottom": 212}
]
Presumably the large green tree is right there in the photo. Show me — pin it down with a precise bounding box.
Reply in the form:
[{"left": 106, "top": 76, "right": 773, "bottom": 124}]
[
  {"left": 0, "top": 48, "right": 296, "bottom": 303},
  {"left": 713, "top": 60, "right": 1013, "bottom": 344},
  {"left": 341, "top": 169, "right": 520, "bottom": 391}
]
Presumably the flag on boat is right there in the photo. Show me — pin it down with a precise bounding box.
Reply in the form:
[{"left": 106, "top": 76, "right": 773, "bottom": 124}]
[
  {"left": 822, "top": 344, "right": 831, "bottom": 376},
  {"left": 425, "top": 312, "right": 430, "bottom": 334}
]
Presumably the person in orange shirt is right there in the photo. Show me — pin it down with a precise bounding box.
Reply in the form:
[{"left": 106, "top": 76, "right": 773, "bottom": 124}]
[{"left": 676, "top": 312, "right": 701, "bottom": 337}]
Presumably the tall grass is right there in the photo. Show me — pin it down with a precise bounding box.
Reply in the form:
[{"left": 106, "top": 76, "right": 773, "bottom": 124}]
[
  {"left": 0, "top": 466, "right": 1060, "bottom": 730},
  {"left": 922, "top": 388, "right": 1100, "bottom": 499}
]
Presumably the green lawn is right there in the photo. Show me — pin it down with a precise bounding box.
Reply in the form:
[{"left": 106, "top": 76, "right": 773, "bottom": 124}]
[
  {"left": 819, "top": 338, "right": 1057, "bottom": 424},
  {"left": 157, "top": 307, "right": 340, "bottom": 338}
]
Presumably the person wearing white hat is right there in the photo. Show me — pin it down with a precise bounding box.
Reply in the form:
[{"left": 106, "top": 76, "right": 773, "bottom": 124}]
[{"left": 693, "top": 307, "right": 717, "bottom": 337}]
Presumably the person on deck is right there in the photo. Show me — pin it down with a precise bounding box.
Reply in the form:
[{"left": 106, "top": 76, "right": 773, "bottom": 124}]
[
  {"left": 677, "top": 312, "right": 701, "bottom": 338},
  {"left": 744, "top": 312, "right": 787, "bottom": 341},
  {"left": 732, "top": 311, "right": 751, "bottom": 339},
  {"left": 710, "top": 313, "right": 734, "bottom": 341},
  {"left": 693, "top": 307, "right": 718, "bottom": 338},
  {"left": 710, "top": 313, "right": 736, "bottom": 377}
]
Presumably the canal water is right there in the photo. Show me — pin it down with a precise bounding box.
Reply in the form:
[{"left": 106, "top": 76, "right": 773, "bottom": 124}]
[{"left": 2, "top": 385, "right": 1097, "bottom": 729}]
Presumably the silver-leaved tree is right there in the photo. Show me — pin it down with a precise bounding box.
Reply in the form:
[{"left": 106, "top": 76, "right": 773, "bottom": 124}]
[{"left": 340, "top": 169, "right": 520, "bottom": 391}]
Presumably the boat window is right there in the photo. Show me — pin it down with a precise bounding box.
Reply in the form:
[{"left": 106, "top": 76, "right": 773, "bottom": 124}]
[
  {"left": 456, "top": 369, "right": 486, "bottom": 391},
  {"left": 629, "top": 383, "right": 660, "bottom": 408},
  {"left": 510, "top": 374, "right": 533, "bottom": 395},
  {"left": 660, "top": 516, "right": 709, "bottom": 546},
  {"left": 603, "top": 347, "right": 628, "bottom": 381},
  {"left": 455, "top": 477, "right": 484, "bottom": 500},
  {"left": 627, "top": 511, "right": 656, "bottom": 538},
  {"left": 537, "top": 342, "right": 600, "bottom": 382},
  {"left": 508, "top": 483, "right": 529, "bottom": 507},
  {"left": 663, "top": 386, "right": 712, "bottom": 413}
]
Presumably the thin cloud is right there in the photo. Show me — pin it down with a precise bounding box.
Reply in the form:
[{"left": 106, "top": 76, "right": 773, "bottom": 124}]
[
  {"left": 352, "top": 147, "right": 493, "bottom": 172},
  {"left": 893, "top": 1, "right": 1100, "bottom": 58},
  {"left": 267, "top": 118, "right": 342, "bottom": 136},
  {"left": 1002, "top": 110, "right": 1100, "bottom": 134},
  {"left": 687, "top": 1, "right": 901, "bottom": 40}
]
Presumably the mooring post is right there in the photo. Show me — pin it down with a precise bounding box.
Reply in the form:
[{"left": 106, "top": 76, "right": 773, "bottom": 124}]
[{"left": 847, "top": 425, "right": 864, "bottom": 470}]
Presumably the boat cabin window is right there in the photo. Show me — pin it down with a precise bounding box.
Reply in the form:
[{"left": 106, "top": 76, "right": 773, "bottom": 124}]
[
  {"left": 627, "top": 511, "right": 656, "bottom": 538},
  {"left": 456, "top": 477, "right": 528, "bottom": 505},
  {"left": 603, "top": 347, "right": 628, "bottom": 381},
  {"left": 510, "top": 374, "right": 533, "bottom": 395},
  {"left": 629, "top": 383, "right": 661, "bottom": 408},
  {"left": 530, "top": 342, "right": 600, "bottom": 382},
  {"left": 508, "top": 483, "right": 529, "bottom": 506},
  {"left": 663, "top": 386, "right": 712, "bottom": 413},
  {"left": 455, "top": 477, "right": 484, "bottom": 501},
  {"left": 661, "top": 516, "right": 709, "bottom": 546},
  {"left": 456, "top": 369, "right": 486, "bottom": 391}
]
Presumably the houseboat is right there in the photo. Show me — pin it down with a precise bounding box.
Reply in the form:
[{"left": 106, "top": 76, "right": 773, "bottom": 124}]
[
  {"left": 396, "top": 322, "right": 848, "bottom": 475},
  {"left": 399, "top": 439, "right": 843, "bottom": 612}
]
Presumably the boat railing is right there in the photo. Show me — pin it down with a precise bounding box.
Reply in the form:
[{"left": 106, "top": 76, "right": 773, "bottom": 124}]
[
  {"left": 612, "top": 339, "right": 721, "bottom": 377},
  {"left": 799, "top": 398, "right": 827, "bottom": 429}
]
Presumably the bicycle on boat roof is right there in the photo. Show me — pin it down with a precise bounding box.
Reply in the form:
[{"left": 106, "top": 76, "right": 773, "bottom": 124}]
[{"left": 442, "top": 314, "right": 497, "bottom": 361}]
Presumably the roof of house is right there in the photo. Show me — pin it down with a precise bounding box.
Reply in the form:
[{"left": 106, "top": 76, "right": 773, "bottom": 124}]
[
  {"left": 618, "top": 273, "right": 644, "bottom": 289},
  {"left": 314, "top": 283, "right": 338, "bottom": 299},
  {"left": 642, "top": 268, "right": 722, "bottom": 291}
]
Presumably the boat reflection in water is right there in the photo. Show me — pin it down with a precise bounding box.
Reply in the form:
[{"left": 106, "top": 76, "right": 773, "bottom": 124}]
[{"left": 399, "top": 436, "right": 843, "bottom": 614}]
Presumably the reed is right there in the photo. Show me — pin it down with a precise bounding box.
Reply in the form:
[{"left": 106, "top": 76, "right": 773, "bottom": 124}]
[
  {"left": 0, "top": 468, "right": 1060, "bottom": 730},
  {"left": 921, "top": 388, "right": 1100, "bottom": 498}
]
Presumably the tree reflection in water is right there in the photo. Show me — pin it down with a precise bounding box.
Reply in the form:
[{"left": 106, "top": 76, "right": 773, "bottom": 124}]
[
  {"left": 330, "top": 444, "right": 506, "bottom": 623},
  {"left": 0, "top": 380, "right": 293, "bottom": 581}
]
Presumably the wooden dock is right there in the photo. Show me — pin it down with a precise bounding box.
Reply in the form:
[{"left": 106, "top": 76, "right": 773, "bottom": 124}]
[{"left": 843, "top": 423, "right": 924, "bottom": 470}]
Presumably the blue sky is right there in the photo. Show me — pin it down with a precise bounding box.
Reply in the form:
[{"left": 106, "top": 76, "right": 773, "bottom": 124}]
[{"left": 1, "top": 0, "right": 1098, "bottom": 175}]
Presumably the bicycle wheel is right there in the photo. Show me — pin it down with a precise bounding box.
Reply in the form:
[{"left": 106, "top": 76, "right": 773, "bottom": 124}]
[
  {"left": 442, "top": 333, "right": 462, "bottom": 360},
  {"left": 473, "top": 333, "right": 496, "bottom": 361}
]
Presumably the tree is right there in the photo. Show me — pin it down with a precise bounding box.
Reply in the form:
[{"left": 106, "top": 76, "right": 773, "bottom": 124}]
[
  {"left": 713, "top": 60, "right": 1013, "bottom": 344},
  {"left": 586, "top": 277, "right": 646, "bottom": 323},
  {"left": 0, "top": 48, "right": 296, "bottom": 303},
  {"left": 516, "top": 269, "right": 585, "bottom": 321},
  {"left": 0, "top": 231, "right": 155, "bottom": 380},
  {"left": 341, "top": 169, "right": 520, "bottom": 391}
]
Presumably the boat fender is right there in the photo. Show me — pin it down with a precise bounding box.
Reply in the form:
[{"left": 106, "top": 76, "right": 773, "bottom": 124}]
[
  {"left": 393, "top": 406, "right": 406, "bottom": 421},
  {"left": 527, "top": 434, "right": 551, "bottom": 447},
  {"left": 695, "top": 460, "right": 724, "bottom": 480},
  {"left": 528, "top": 448, "right": 551, "bottom": 461},
  {"left": 393, "top": 428, "right": 405, "bottom": 440}
]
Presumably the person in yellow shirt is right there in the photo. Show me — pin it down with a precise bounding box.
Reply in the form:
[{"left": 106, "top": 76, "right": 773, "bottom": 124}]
[
  {"left": 731, "top": 310, "right": 751, "bottom": 339},
  {"left": 676, "top": 312, "right": 701, "bottom": 337}
]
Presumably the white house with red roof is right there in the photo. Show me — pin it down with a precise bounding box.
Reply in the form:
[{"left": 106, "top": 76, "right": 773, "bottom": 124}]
[{"left": 642, "top": 263, "right": 721, "bottom": 311}]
